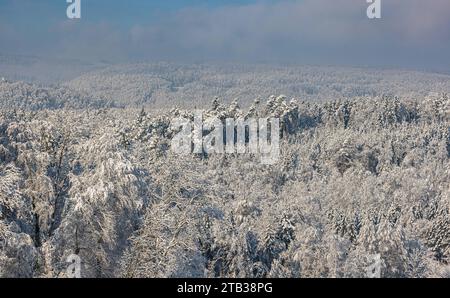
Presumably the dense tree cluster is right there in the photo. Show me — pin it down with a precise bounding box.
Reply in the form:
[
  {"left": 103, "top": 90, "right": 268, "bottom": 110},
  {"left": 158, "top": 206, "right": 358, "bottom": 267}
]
[
  {"left": 65, "top": 63, "right": 450, "bottom": 108},
  {"left": 0, "top": 80, "right": 112, "bottom": 110},
  {"left": 1, "top": 82, "right": 449, "bottom": 277}
]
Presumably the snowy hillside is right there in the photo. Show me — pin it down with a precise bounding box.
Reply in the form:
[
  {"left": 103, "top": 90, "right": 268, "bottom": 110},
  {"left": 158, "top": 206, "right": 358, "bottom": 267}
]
[
  {"left": 1, "top": 66, "right": 449, "bottom": 277},
  {"left": 0, "top": 79, "right": 112, "bottom": 110},
  {"left": 64, "top": 64, "right": 450, "bottom": 108}
]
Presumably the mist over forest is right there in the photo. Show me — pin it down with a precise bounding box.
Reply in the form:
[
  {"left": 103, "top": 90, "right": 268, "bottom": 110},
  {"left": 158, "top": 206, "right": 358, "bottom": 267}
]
[{"left": 1, "top": 0, "right": 450, "bottom": 280}]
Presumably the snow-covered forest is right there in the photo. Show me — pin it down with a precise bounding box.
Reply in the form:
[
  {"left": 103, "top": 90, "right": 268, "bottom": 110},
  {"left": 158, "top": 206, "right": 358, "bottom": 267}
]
[{"left": 0, "top": 64, "right": 449, "bottom": 278}]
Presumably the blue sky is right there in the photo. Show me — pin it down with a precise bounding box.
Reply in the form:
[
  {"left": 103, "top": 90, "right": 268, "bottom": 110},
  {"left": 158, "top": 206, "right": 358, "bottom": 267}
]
[
  {"left": 0, "top": 0, "right": 274, "bottom": 28},
  {"left": 1, "top": 0, "right": 449, "bottom": 72}
]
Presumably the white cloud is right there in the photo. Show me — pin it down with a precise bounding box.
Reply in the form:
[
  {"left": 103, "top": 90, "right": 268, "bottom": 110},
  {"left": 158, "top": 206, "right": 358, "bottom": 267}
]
[{"left": 1, "top": 0, "right": 449, "bottom": 69}]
